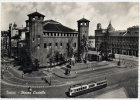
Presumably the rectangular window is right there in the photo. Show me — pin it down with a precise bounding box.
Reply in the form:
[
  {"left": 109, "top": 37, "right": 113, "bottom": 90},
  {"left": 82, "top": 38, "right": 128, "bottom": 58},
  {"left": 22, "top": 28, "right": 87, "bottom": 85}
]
[
  {"left": 60, "top": 43, "right": 62, "bottom": 46},
  {"left": 44, "top": 43, "right": 46, "bottom": 48},
  {"left": 67, "top": 43, "right": 69, "bottom": 47},
  {"left": 33, "top": 38, "right": 34, "bottom": 42},
  {"left": 74, "top": 43, "right": 76, "bottom": 48},
  {"left": 55, "top": 43, "right": 58, "bottom": 47},
  {"left": 49, "top": 43, "right": 52, "bottom": 47}
]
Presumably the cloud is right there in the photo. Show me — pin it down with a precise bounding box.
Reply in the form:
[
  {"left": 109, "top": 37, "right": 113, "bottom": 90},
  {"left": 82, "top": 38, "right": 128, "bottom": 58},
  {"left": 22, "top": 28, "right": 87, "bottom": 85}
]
[{"left": 1, "top": 2, "right": 139, "bottom": 36}]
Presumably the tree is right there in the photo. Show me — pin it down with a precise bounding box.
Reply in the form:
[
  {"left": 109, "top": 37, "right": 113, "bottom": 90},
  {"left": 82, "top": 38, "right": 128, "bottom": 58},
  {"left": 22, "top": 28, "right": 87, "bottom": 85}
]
[
  {"left": 66, "top": 38, "right": 74, "bottom": 59},
  {"left": 98, "top": 30, "right": 109, "bottom": 60},
  {"left": 34, "top": 59, "right": 40, "bottom": 70},
  {"left": 79, "top": 35, "right": 88, "bottom": 62}
]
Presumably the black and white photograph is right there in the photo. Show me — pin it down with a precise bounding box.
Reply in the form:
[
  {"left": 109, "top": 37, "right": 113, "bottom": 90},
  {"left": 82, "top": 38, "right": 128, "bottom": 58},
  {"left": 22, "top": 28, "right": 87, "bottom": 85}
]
[{"left": 0, "top": 0, "right": 139, "bottom": 98}]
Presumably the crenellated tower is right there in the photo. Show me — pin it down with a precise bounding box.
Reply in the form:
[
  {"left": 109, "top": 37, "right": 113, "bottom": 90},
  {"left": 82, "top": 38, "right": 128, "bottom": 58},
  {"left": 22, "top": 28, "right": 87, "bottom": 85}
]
[
  {"left": 77, "top": 18, "right": 90, "bottom": 62},
  {"left": 27, "top": 11, "right": 45, "bottom": 66}
]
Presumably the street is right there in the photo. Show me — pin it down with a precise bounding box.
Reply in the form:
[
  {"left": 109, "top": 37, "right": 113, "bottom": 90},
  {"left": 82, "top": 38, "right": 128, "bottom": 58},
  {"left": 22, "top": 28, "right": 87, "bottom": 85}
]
[{"left": 1, "top": 57, "right": 138, "bottom": 98}]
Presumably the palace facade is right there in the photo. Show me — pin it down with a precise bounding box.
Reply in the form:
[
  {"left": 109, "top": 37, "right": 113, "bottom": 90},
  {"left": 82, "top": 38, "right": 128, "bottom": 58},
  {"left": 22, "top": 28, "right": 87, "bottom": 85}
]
[
  {"left": 24, "top": 11, "right": 89, "bottom": 66},
  {"left": 95, "top": 22, "right": 139, "bottom": 57}
]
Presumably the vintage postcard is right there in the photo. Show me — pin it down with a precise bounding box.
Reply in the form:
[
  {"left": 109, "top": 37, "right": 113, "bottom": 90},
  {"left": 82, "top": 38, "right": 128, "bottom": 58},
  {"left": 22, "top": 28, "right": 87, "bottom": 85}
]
[{"left": 0, "top": 0, "right": 139, "bottom": 98}]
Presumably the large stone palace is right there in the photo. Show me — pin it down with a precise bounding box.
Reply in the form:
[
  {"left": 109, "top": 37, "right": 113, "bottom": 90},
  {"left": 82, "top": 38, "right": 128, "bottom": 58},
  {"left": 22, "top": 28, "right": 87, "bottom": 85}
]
[
  {"left": 95, "top": 21, "right": 139, "bottom": 57},
  {"left": 24, "top": 11, "right": 90, "bottom": 66}
]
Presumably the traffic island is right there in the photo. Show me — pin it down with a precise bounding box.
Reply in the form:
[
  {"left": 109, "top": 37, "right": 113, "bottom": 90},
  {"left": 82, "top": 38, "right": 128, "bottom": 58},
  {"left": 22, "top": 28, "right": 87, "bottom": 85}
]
[{"left": 53, "top": 68, "right": 77, "bottom": 79}]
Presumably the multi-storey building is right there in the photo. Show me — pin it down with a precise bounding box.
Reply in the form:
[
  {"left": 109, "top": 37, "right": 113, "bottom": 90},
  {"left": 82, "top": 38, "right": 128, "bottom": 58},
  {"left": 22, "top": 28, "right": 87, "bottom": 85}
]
[
  {"left": 1, "top": 31, "right": 9, "bottom": 56},
  {"left": 25, "top": 11, "right": 90, "bottom": 66},
  {"left": 95, "top": 22, "right": 139, "bottom": 57},
  {"left": 88, "top": 36, "right": 95, "bottom": 49}
]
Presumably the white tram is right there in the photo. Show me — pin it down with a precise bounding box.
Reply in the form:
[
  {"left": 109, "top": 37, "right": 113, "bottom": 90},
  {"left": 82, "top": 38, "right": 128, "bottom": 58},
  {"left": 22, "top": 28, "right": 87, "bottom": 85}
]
[{"left": 68, "top": 79, "right": 107, "bottom": 97}]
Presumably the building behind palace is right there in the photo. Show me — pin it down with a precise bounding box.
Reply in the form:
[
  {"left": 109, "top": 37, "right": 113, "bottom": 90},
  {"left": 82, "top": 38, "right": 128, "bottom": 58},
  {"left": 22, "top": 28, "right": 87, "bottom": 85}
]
[
  {"left": 95, "top": 22, "right": 139, "bottom": 57},
  {"left": 1, "top": 31, "right": 9, "bottom": 56},
  {"left": 88, "top": 36, "right": 95, "bottom": 49}
]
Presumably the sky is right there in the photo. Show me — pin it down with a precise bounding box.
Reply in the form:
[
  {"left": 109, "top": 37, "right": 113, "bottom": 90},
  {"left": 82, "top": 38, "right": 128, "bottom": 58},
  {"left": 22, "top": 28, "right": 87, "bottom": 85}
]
[{"left": 1, "top": 2, "right": 139, "bottom": 36}]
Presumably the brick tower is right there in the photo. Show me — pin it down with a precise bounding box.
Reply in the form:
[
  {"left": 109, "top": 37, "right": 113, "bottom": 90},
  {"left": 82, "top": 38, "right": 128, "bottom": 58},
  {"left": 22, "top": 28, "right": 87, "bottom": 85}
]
[
  {"left": 77, "top": 18, "right": 90, "bottom": 62},
  {"left": 27, "top": 11, "right": 45, "bottom": 66}
]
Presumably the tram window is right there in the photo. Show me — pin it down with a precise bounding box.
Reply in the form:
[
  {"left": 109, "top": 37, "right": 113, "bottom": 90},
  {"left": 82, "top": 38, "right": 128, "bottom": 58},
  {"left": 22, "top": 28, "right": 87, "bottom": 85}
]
[{"left": 90, "top": 84, "right": 95, "bottom": 87}]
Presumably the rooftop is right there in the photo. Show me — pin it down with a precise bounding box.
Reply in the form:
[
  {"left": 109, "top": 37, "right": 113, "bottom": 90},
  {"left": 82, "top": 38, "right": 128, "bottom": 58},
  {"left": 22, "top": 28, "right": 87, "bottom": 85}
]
[
  {"left": 43, "top": 19, "right": 78, "bottom": 33},
  {"left": 77, "top": 18, "right": 90, "bottom": 22},
  {"left": 28, "top": 11, "right": 45, "bottom": 17}
]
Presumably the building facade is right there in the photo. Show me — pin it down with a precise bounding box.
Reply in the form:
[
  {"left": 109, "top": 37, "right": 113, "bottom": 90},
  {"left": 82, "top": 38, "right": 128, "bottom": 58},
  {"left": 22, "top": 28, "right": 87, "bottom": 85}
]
[
  {"left": 24, "top": 11, "right": 90, "bottom": 66},
  {"left": 95, "top": 22, "right": 139, "bottom": 57},
  {"left": 1, "top": 31, "right": 9, "bottom": 56},
  {"left": 88, "top": 36, "right": 95, "bottom": 49}
]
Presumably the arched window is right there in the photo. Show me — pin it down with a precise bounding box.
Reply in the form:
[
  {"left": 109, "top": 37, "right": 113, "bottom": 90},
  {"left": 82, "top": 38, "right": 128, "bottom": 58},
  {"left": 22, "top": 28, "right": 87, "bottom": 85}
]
[
  {"left": 74, "top": 43, "right": 76, "bottom": 48},
  {"left": 54, "top": 33, "right": 56, "bottom": 36},
  {"left": 84, "top": 23, "right": 86, "bottom": 26},
  {"left": 32, "top": 38, "right": 34, "bottom": 42},
  {"left": 37, "top": 44, "right": 40, "bottom": 49},
  {"left": 32, "top": 17, "right": 35, "bottom": 21}
]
